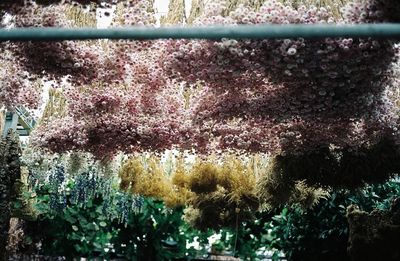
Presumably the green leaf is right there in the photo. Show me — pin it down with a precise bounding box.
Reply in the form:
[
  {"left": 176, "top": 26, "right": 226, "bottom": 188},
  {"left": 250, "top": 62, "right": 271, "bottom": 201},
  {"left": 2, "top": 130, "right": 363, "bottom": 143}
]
[
  {"left": 93, "top": 242, "right": 102, "bottom": 249},
  {"left": 64, "top": 213, "right": 77, "bottom": 224}
]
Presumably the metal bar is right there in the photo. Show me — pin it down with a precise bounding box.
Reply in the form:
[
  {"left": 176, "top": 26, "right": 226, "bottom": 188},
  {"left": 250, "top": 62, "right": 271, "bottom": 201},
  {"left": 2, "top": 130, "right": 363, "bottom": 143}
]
[{"left": 0, "top": 24, "right": 399, "bottom": 41}]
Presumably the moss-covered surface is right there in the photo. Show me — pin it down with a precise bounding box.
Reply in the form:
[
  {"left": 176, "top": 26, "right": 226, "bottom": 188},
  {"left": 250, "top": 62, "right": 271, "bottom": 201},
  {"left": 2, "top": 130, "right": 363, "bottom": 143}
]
[{"left": 347, "top": 199, "right": 400, "bottom": 261}]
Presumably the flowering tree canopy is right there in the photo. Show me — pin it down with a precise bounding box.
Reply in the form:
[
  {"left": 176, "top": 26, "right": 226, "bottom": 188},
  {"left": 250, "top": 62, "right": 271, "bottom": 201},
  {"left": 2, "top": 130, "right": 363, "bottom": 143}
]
[{"left": 1, "top": 0, "right": 399, "bottom": 159}]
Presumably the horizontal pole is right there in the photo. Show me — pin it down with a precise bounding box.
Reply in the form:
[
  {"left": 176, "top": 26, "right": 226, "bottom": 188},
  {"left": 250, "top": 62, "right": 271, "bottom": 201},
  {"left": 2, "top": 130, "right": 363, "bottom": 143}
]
[{"left": 0, "top": 24, "right": 400, "bottom": 41}]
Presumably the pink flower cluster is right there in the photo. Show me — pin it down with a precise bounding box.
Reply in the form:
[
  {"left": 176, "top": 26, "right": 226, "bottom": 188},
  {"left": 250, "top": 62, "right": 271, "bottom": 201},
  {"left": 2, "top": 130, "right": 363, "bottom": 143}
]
[
  {"left": 3, "top": 0, "right": 400, "bottom": 157},
  {"left": 25, "top": 0, "right": 190, "bottom": 158},
  {"left": 32, "top": 80, "right": 190, "bottom": 158},
  {"left": 1, "top": 0, "right": 154, "bottom": 108},
  {"left": 0, "top": 48, "right": 41, "bottom": 108},
  {"left": 161, "top": 0, "right": 400, "bottom": 154},
  {"left": 0, "top": 1, "right": 89, "bottom": 108}
]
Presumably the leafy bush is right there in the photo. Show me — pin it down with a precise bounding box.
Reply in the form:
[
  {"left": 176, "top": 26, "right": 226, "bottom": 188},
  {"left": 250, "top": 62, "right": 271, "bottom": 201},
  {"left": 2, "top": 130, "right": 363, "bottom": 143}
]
[
  {"left": 24, "top": 169, "right": 211, "bottom": 260},
  {"left": 269, "top": 181, "right": 400, "bottom": 261},
  {"left": 32, "top": 197, "right": 188, "bottom": 260},
  {"left": 25, "top": 170, "right": 265, "bottom": 260},
  {"left": 26, "top": 177, "right": 140, "bottom": 258}
]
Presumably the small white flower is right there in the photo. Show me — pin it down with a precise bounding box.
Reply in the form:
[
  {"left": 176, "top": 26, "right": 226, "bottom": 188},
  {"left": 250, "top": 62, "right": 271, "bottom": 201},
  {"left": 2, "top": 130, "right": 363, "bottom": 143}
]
[{"left": 287, "top": 47, "right": 297, "bottom": 56}]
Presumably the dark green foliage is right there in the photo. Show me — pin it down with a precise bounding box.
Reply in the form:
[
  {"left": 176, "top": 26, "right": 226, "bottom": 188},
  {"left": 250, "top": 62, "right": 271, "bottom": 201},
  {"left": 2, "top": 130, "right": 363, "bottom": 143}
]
[
  {"left": 21, "top": 163, "right": 215, "bottom": 260},
  {"left": 268, "top": 181, "right": 400, "bottom": 261},
  {"left": 17, "top": 176, "right": 400, "bottom": 260},
  {"left": 29, "top": 193, "right": 95, "bottom": 256},
  {"left": 347, "top": 199, "right": 400, "bottom": 261},
  {"left": 22, "top": 166, "right": 221, "bottom": 259},
  {"left": 29, "top": 195, "right": 210, "bottom": 260},
  {"left": 24, "top": 173, "right": 144, "bottom": 259},
  {"left": 0, "top": 131, "right": 21, "bottom": 261},
  {"left": 213, "top": 212, "right": 277, "bottom": 260},
  {"left": 23, "top": 167, "right": 209, "bottom": 260},
  {"left": 115, "top": 200, "right": 189, "bottom": 261},
  {"left": 31, "top": 193, "right": 120, "bottom": 258},
  {"left": 270, "top": 193, "right": 351, "bottom": 261},
  {"left": 274, "top": 138, "right": 400, "bottom": 189}
]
